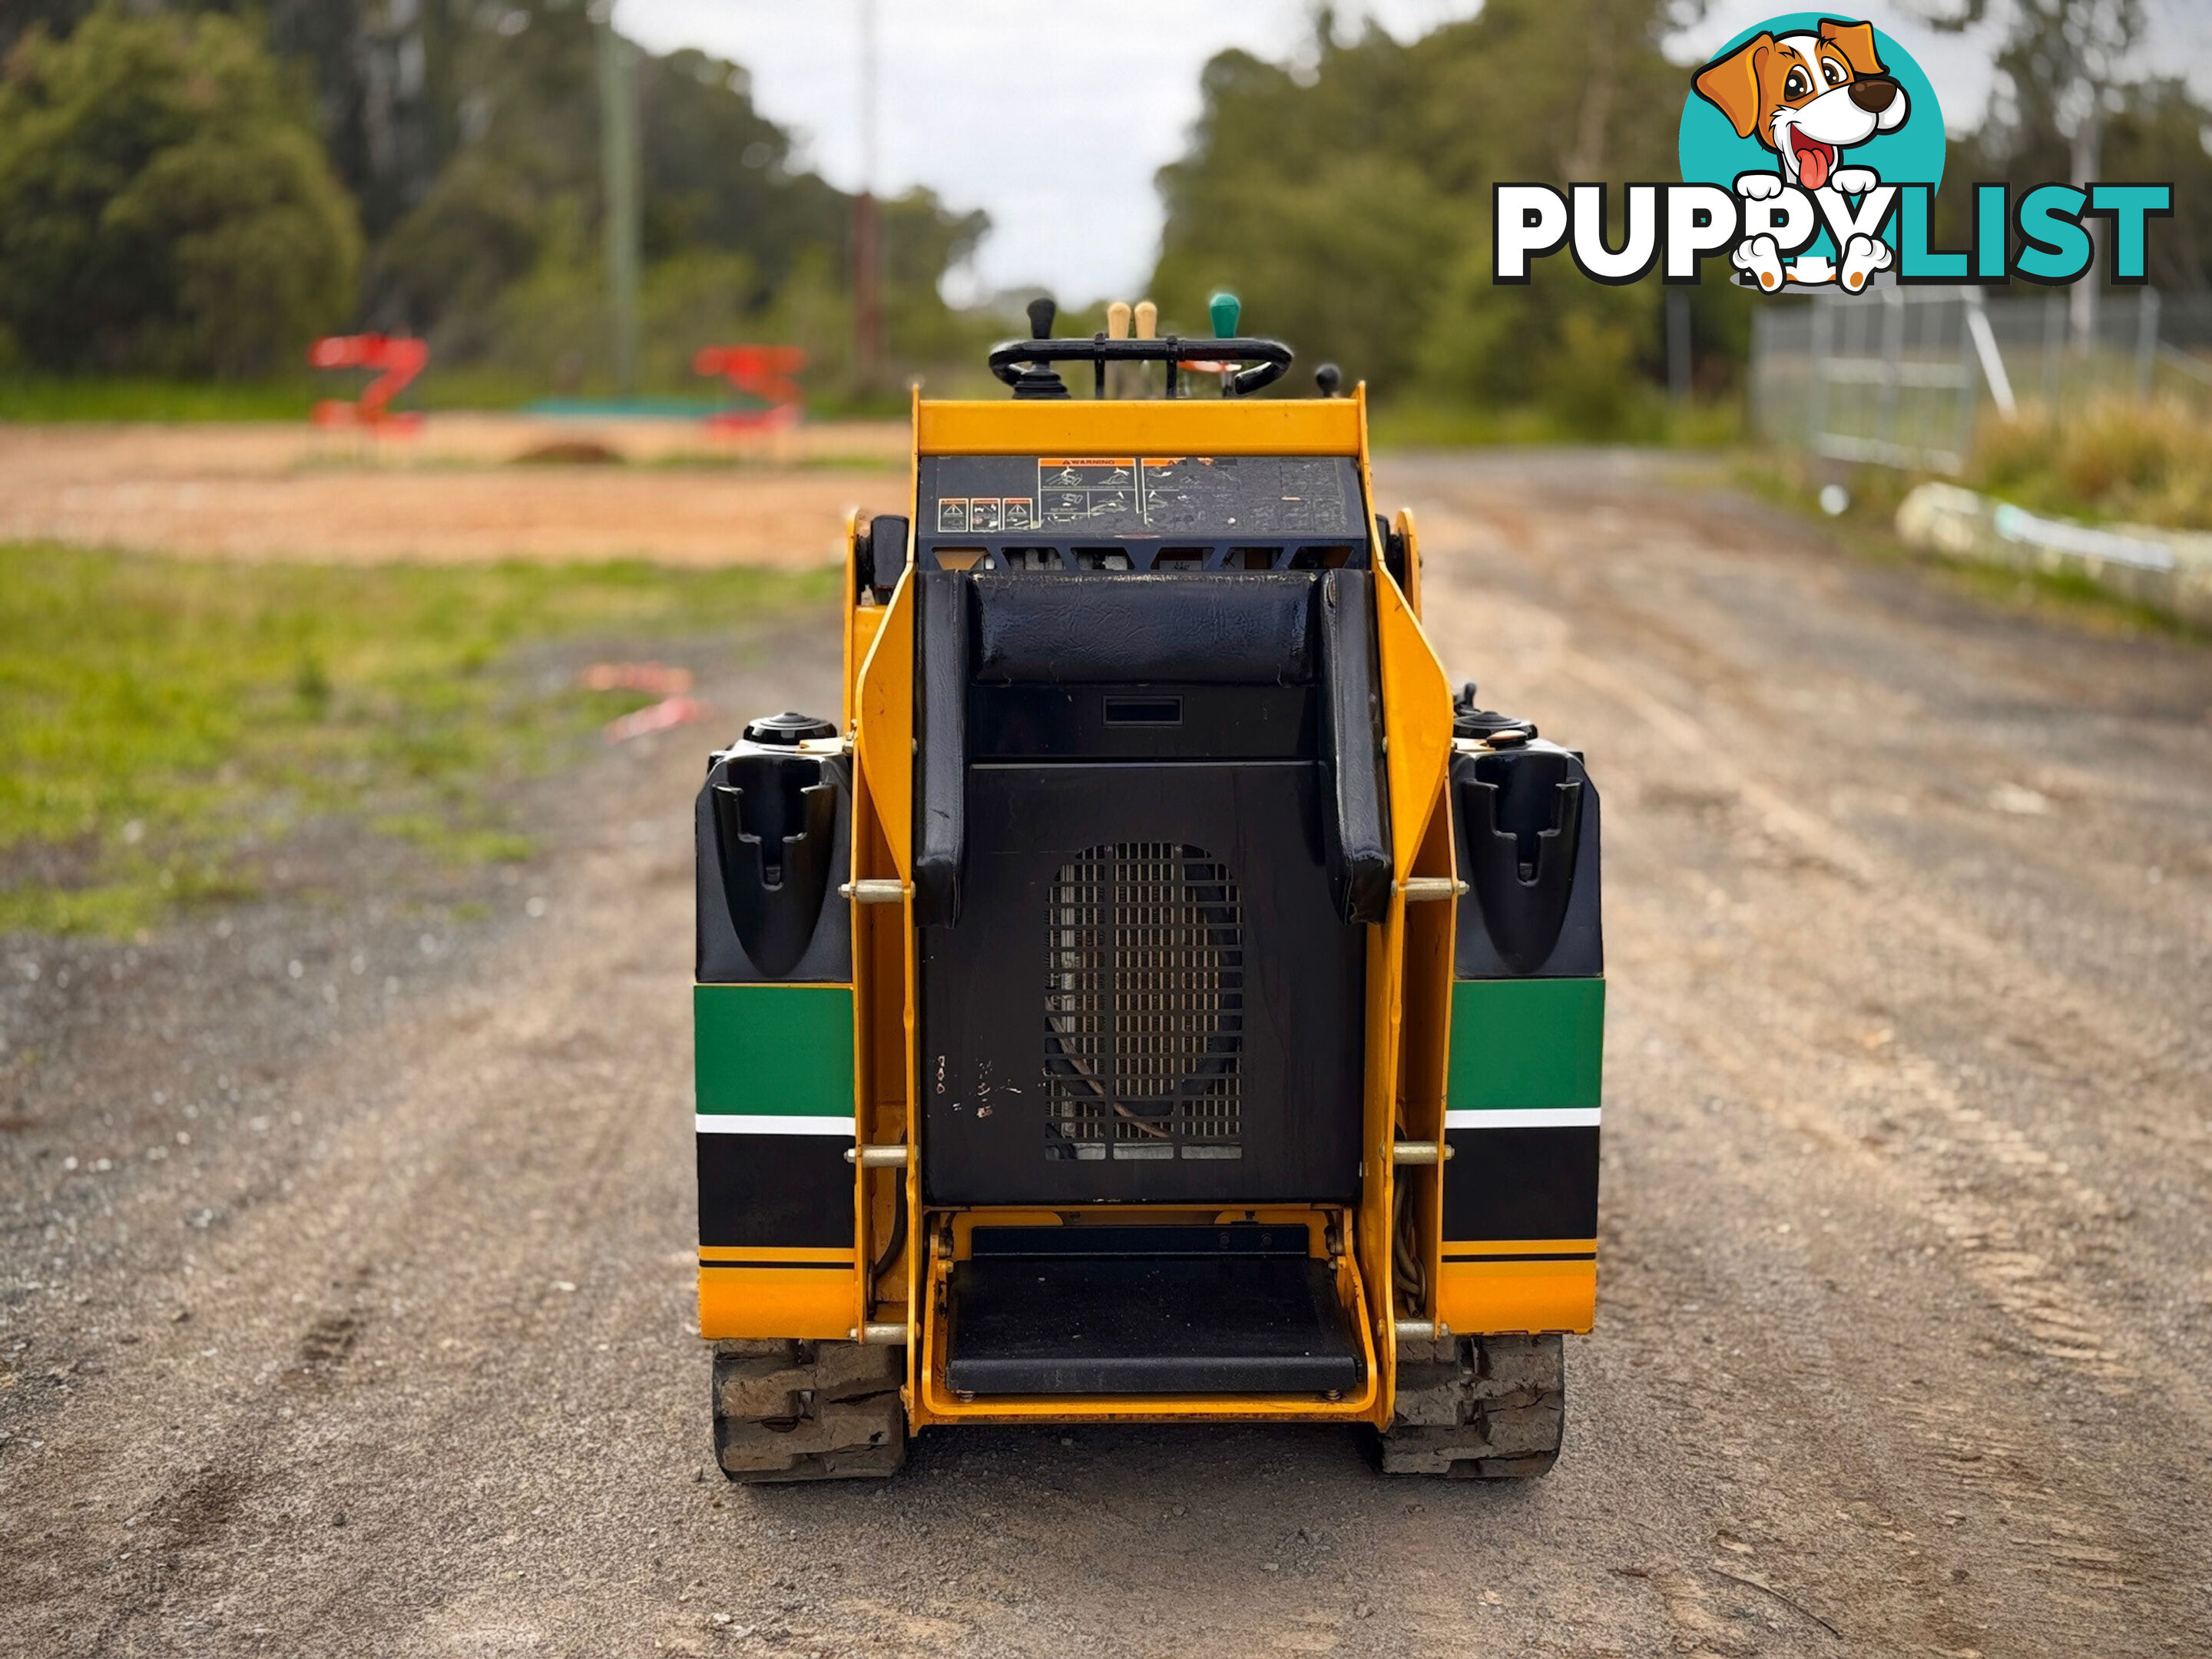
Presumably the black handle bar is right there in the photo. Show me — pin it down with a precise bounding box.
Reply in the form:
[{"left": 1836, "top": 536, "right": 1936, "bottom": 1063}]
[{"left": 987, "top": 335, "right": 1294, "bottom": 398}]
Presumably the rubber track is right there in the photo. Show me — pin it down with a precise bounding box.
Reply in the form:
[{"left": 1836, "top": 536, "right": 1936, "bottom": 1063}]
[
  {"left": 711, "top": 1339, "right": 906, "bottom": 1484},
  {"left": 1375, "top": 1333, "right": 1565, "bottom": 1478}
]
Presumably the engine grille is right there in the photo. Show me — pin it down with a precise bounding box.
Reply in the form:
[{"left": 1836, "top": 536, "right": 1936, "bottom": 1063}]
[{"left": 1043, "top": 843, "right": 1243, "bottom": 1161}]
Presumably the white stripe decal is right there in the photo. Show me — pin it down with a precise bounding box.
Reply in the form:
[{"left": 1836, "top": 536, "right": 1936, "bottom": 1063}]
[
  {"left": 1445, "top": 1108, "right": 1601, "bottom": 1131},
  {"left": 695, "top": 1114, "right": 857, "bottom": 1137}
]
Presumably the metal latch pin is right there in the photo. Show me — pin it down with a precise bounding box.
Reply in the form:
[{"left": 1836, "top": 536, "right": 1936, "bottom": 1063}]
[
  {"left": 1389, "top": 1141, "right": 1454, "bottom": 1164},
  {"left": 1396, "top": 877, "right": 1467, "bottom": 902},
  {"left": 844, "top": 1144, "right": 911, "bottom": 1169},
  {"left": 839, "top": 879, "right": 906, "bottom": 904}
]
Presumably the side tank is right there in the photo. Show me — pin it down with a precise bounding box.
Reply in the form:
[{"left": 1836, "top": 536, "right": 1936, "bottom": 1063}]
[
  {"left": 692, "top": 711, "right": 862, "bottom": 1341},
  {"left": 1437, "top": 687, "right": 1604, "bottom": 1336}
]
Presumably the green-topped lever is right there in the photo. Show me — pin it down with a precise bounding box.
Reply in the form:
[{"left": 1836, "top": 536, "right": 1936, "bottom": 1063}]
[{"left": 988, "top": 291, "right": 1291, "bottom": 400}]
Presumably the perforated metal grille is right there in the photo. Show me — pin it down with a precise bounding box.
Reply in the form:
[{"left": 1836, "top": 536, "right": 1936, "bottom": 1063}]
[{"left": 1043, "top": 843, "right": 1243, "bottom": 1161}]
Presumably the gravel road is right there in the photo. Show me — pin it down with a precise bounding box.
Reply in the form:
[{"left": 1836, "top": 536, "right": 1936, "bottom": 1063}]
[{"left": 3, "top": 454, "right": 2209, "bottom": 1657}]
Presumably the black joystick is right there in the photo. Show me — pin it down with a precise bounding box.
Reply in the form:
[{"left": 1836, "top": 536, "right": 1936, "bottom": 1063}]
[
  {"left": 1012, "top": 295, "right": 1070, "bottom": 398},
  {"left": 1452, "top": 680, "right": 1537, "bottom": 743},
  {"left": 1314, "top": 363, "right": 1342, "bottom": 397}
]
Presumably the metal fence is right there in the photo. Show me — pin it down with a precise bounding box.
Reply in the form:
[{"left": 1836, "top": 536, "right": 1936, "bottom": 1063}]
[{"left": 1750, "top": 287, "right": 2212, "bottom": 474}]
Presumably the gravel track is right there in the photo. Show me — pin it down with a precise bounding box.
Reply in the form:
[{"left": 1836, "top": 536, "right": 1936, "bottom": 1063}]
[{"left": 2, "top": 453, "right": 2208, "bottom": 1657}]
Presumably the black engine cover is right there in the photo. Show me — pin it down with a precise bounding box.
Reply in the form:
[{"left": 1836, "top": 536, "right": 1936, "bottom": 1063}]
[{"left": 919, "top": 760, "right": 1365, "bottom": 1206}]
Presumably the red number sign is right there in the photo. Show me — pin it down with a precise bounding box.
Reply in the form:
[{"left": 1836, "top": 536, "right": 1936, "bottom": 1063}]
[
  {"left": 693, "top": 345, "right": 806, "bottom": 432},
  {"left": 310, "top": 334, "right": 430, "bottom": 429}
]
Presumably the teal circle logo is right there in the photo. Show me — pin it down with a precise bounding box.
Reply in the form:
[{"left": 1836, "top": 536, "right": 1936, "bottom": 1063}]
[{"left": 1679, "top": 14, "right": 1944, "bottom": 286}]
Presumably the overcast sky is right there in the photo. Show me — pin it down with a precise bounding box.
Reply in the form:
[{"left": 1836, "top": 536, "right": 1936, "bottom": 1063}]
[{"left": 613, "top": 0, "right": 2212, "bottom": 306}]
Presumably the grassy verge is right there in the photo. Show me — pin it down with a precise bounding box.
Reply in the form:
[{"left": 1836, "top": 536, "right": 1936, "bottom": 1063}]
[
  {"left": 0, "top": 376, "right": 323, "bottom": 422},
  {"left": 1965, "top": 396, "right": 2212, "bottom": 531},
  {"left": 0, "top": 367, "right": 966, "bottom": 422},
  {"left": 1735, "top": 449, "right": 2207, "bottom": 644},
  {"left": 0, "top": 545, "right": 839, "bottom": 935},
  {"left": 0, "top": 370, "right": 555, "bottom": 422}
]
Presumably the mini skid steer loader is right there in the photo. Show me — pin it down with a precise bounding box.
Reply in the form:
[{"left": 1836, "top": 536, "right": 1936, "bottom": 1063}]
[{"left": 693, "top": 297, "right": 1603, "bottom": 1480}]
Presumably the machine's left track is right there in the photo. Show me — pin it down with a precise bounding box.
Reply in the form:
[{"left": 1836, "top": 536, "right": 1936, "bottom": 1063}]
[{"left": 711, "top": 1339, "right": 907, "bottom": 1483}]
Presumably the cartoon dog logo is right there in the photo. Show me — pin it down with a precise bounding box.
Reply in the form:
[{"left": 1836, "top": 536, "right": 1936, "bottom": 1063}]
[{"left": 1694, "top": 18, "right": 1909, "bottom": 292}]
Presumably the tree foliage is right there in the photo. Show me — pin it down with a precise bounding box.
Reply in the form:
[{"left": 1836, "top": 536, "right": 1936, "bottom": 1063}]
[
  {"left": 1929, "top": 0, "right": 2212, "bottom": 290},
  {"left": 0, "top": 0, "right": 990, "bottom": 393},
  {"left": 355, "top": 2, "right": 990, "bottom": 390},
  {"left": 1153, "top": 0, "right": 1742, "bottom": 423},
  {"left": 0, "top": 5, "right": 363, "bottom": 377},
  {"left": 1157, "top": 0, "right": 2210, "bottom": 423}
]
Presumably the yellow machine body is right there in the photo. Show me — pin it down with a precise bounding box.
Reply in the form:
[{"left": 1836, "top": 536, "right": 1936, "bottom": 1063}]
[{"left": 696, "top": 384, "right": 1600, "bottom": 1451}]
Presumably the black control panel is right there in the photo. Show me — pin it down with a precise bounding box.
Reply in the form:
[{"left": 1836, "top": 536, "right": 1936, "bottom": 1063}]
[{"left": 919, "top": 454, "right": 1365, "bottom": 543}]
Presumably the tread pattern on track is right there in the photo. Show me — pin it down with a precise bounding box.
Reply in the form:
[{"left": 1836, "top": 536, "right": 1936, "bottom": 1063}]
[
  {"left": 1376, "top": 1332, "right": 1565, "bottom": 1478},
  {"left": 712, "top": 1339, "right": 906, "bottom": 1483}
]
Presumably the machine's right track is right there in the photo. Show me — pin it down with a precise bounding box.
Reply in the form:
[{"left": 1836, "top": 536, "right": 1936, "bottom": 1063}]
[{"left": 1375, "top": 1333, "right": 1565, "bottom": 1478}]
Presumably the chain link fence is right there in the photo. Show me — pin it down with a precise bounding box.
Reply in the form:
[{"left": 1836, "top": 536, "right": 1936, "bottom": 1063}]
[{"left": 1750, "top": 287, "right": 2212, "bottom": 474}]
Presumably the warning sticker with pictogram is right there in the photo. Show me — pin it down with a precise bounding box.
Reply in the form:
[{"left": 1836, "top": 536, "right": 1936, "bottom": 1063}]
[
  {"left": 1139, "top": 455, "right": 1353, "bottom": 534},
  {"left": 919, "top": 453, "right": 1361, "bottom": 539},
  {"left": 1038, "top": 457, "right": 1139, "bottom": 528}
]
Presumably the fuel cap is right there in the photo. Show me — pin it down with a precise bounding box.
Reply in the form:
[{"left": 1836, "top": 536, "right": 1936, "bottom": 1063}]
[
  {"left": 1451, "top": 682, "right": 1537, "bottom": 742},
  {"left": 743, "top": 710, "right": 839, "bottom": 746}
]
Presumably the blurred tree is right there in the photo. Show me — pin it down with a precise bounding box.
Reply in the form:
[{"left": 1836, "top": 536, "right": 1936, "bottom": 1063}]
[
  {"left": 2101, "top": 79, "right": 2212, "bottom": 292},
  {"left": 362, "top": 0, "right": 601, "bottom": 350},
  {"left": 259, "top": 0, "right": 460, "bottom": 240},
  {"left": 1154, "top": 39, "right": 1457, "bottom": 391},
  {"left": 362, "top": 2, "right": 988, "bottom": 392},
  {"left": 0, "top": 0, "right": 456, "bottom": 237},
  {"left": 638, "top": 48, "right": 846, "bottom": 286},
  {"left": 0, "top": 5, "right": 363, "bottom": 376},
  {"left": 2, "top": 0, "right": 988, "bottom": 395},
  {"left": 1931, "top": 0, "right": 2211, "bottom": 293},
  {"left": 0, "top": 0, "right": 95, "bottom": 59},
  {"left": 881, "top": 187, "right": 992, "bottom": 364},
  {"left": 1151, "top": 0, "right": 1744, "bottom": 421},
  {"left": 1426, "top": 236, "right": 1661, "bottom": 432}
]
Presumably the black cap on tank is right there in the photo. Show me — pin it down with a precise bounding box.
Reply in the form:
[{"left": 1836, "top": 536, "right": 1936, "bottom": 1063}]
[
  {"left": 742, "top": 710, "right": 839, "bottom": 746},
  {"left": 1452, "top": 682, "right": 1536, "bottom": 743}
]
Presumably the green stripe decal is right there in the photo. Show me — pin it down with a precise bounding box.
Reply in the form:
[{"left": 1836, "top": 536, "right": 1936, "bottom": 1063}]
[
  {"left": 694, "top": 984, "right": 855, "bottom": 1119},
  {"left": 1447, "top": 978, "right": 1604, "bottom": 1111}
]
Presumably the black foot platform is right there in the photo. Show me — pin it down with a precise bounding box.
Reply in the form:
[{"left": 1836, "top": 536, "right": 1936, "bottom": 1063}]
[{"left": 945, "top": 1227, "right": 1363, "bottom": 1396}]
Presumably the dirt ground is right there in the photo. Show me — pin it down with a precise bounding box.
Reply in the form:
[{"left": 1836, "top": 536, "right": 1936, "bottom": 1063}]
[
  {"left": 0, "top": 416, "right": 907, "bottom": 565},
  {"left": 2, "top": 452, "right": 2210, "bottom": 1657}
]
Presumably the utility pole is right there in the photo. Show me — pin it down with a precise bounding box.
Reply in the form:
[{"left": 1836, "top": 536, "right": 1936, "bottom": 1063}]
[
  {"left": 1666, "top": 290, "right": 1692, "bottom": 405},
  {"left": 2068, "top": 92, "right": 2101, "bottom": 356},
  {"left": 596, "top": 12, "right": 642, "bottom": 398},
  {"left": 2060, "top": 0, "right": 2145, "bottom": 358},
  {"left": 849, "top": 0, "right": 884, "bottom": 392}
]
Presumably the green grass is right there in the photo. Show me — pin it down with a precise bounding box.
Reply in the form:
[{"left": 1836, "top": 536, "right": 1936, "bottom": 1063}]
[
  {"left": 0, "top": 545, "right": 839, "bottom": 935},
  {"left": 0, "top": 375, "right": 324, "bottom": 422},
  {"left": 0, "top": 366, "right": 939, "bottom": 422},
  {"left": 0, "top": 369, "right": 554, "bottom": 422}
]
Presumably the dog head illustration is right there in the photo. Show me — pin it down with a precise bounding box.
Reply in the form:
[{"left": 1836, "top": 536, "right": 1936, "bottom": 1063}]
[{"left": 1694, "top": 18, "right": 1907, "bottom": 191}]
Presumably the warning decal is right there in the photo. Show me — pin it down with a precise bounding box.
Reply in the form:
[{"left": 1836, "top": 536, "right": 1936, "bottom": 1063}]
[
  {"left": 1038, "top": 458, "right": 1139, "bottom": 528},
  {"left": 921, "top": 454, "right": 1361, "bottom": 539}
]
